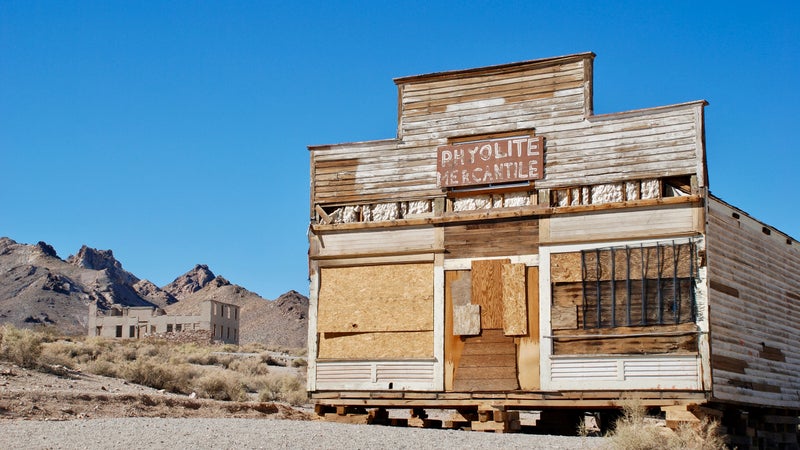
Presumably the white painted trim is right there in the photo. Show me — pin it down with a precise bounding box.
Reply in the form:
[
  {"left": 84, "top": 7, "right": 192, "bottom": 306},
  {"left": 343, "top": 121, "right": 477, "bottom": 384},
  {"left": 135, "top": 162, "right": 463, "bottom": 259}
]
[
  {"left": 539, "top": 245, "right": 554, "bottom": 390},
  {"left": 307, "top": 270, "right": 320, "bottom": 391},
  {"left": 432, "top": 261, "right": 445, "bottom": 391},
  {"left": 545, "top": 236, "right": 697, "bottom": 254},
  {"left": 443, "top": 254, "right": 539, "bottom": 270},
  {"left": 547, "top": 354, "right": 702, "bottom": 391}
]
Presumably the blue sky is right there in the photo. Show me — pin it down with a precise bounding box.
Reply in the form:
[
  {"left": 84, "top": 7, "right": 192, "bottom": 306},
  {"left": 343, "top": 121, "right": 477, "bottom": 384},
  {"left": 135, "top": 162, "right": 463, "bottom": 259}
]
[{"left": 1, "top": 1, "right": 798, "bottom": 299}]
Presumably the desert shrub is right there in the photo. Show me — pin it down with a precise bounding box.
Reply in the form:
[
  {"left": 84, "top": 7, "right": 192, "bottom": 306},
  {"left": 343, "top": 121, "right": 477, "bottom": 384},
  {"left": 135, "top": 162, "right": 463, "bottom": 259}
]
[
  {"left": 228, "top": 357, "right": 270, "bottom": 376},
  {"left": 291, "top": 358, "right": 307, "bottom": 368},
  {"left": 668, "top": 418, "right": 727, "bottom": 450},
  {"left": 194, "top": 371, "right": 247, "bottom": 401},
  {"left": 122, "top": 358, "right": 195, "bottom": 394},
  {"left": 239, "top": 342, "right": 268, "bottom": 353},
  {"left": 259, "top": 352, "right": 286, "bottom": 367},
  {"left": 605, "top": 398, "right": 726, "bottom": 450},
  {"left": 84, "top": 359, "right": 118, "bottom": 378},
  {"left": 282, "top": 388, "right": 308, "bottom": 406},
  {"left": 0, "top": 325, "right": 43, "bottom": 368},
  {"left": 239, "top": 374, "right": 271, "bottom": 393},
  {"left": 38, "top": 341, "right": 78, "bottom": 369},
  {"left": 257, "top": 373, "right": 307, "bottom": 405}
]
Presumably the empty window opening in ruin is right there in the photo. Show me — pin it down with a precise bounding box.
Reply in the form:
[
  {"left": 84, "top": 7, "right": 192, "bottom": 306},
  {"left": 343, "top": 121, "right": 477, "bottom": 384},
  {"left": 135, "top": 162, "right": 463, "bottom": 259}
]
[
  {"left": 129, "top": 325, "right": 136, "bottom": 338},
  {"left": 579, "top": 240, "right": 697, "bottom": 329},
  {"left": 115, "top": 325, "right": 122, "bottom": 338},
  {"left": 167, "top": 324, "right": 173, "bottom": 333}
]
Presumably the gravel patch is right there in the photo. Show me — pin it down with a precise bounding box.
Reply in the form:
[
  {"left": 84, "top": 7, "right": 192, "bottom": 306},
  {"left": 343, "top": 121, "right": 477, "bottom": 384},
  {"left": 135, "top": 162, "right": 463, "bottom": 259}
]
[{"left": 1, "top": 417, "right": 608, "bottom": 449}]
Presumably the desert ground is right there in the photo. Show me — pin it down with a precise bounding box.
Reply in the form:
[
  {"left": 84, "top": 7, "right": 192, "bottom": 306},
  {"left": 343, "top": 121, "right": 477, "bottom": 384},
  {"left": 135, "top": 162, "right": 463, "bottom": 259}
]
[{"left": 0, "top": 361, "right": 605, "bottom": 449}]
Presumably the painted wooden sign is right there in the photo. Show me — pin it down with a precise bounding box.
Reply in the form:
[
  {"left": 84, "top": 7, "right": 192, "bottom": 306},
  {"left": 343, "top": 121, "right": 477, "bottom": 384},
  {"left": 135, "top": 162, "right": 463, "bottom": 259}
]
[{"left": 436, "top": 136, "right": 544, "bottom": 188}]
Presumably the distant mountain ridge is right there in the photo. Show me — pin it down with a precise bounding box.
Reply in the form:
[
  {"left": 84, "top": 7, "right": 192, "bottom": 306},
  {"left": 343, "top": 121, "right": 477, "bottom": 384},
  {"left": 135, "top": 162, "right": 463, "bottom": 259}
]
[{"left": 0, "top": 237, "right": 308, "bottom": 347}]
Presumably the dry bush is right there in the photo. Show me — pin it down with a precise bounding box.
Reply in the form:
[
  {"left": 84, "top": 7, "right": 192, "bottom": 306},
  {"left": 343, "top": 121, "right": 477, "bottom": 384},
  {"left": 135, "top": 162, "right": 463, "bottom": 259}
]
[
  {"left": 194, "top": 371, "right": 247, "bottom": 401},
  {"left": 239, "top": 342, "right": 268, "bottom": 353},
  {"left": 0, "top": 325, "right": 43, "bottom": 368},
  {"left": 669, "top": 418, "right": 727, "bottom": 450},
  {"left": 291, "top": 358, "right": 307, "bottom": 368},
  {"left": 122, "top": 358, "right": 196, "bottom": 394},
  {"left": 257, "top": 373, "right": 307, "bottom": 406},
  {"left": 259, "top": 352, "right": 286, "bottom": 367},
  {"left": 228, "top": 357, "right": 270, "bottom": 376},
  {"left": 605, "top": 398, "right": 726, "bottom": 450},
  {"left": 84, "top": 359, "right": 118, "bottom": 378},
  {"left": 37, "top": 341, "right": 78, "bottom": 369}
]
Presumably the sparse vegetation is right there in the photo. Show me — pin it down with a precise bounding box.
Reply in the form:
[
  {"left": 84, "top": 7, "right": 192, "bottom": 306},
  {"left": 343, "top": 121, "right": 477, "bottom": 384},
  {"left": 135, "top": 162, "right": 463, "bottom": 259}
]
[
  {"left": 0, "top": 324, "right": 307, "bottom": 404},
  {"left": 258, "top": 373, "right": 307, "bottom": 406},
  {"left": 604, "top": 398, "right": 726, "bottom": 450}
]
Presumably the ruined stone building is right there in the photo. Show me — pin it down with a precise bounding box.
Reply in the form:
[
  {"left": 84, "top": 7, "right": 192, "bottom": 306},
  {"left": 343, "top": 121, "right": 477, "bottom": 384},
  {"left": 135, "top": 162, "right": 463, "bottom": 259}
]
[{"left": 88, "top": 300, "right": 240, "bottom": 344}]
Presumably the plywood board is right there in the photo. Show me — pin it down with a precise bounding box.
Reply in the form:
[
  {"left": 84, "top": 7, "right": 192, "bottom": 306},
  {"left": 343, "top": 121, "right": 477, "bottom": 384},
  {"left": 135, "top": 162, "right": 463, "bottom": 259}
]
[
  {"left": 518, "top": 266, "right": 540, "bottom": 390},
  {"left": 318, "top": 331, "right": 434, "bottom": 359},
  {"left": 450, "top": 271, "right": 472, "bottom": 306},
  {"left": 453, "top": 304, "right": 480, "bottom": 336},
  {"left": 317, "top": 264, "right": 433, "bottom": 333},
  {"left": 471, "top": 259, "right": 509, "bottom": 329},
  {"left": 502, "top": 263, "right": 528, "bottom": 335},
  {"left": 551, "top": 244, "right": 695, "bottom": 284},
  {"left": 551, "top": 304, "right": 579, "bottom": 330}
]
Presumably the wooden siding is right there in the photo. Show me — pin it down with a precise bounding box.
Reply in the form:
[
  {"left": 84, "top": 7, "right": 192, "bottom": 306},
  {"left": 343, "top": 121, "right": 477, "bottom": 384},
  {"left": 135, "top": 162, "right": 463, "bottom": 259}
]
[
  {"left": 444, "top": 218, "right": 538, "bottom": 259},
  {"left": 543, "top": 202, "right": 701, "bottom": 244},
  {"left": 452, "top": 329, "right": 519, "bottom": 391},
  {"left": 310, "top": 226, "right": 436, "bottom": 258},
  {"left": 311, "top": 53, "right": 706, "bottom": 209},
  {"left": 310, "top": 139, "right": 440, "bottom": 205},
  {"left": 397, "top": 58, "right": 590, "bottom": 142},
  {"left": 706, "top": 197, "right": 800, "bottom": 409}
]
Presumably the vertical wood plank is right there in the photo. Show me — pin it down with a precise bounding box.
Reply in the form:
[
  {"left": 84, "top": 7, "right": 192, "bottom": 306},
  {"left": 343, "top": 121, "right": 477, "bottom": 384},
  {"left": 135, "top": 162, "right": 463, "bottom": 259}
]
[
  {"left": 518, "top": 266, "right": 540, "bottom": 390},
  {"left": 472, "top": 259, "right": 509, "bottom": 329},
  {"left": 502, "top": 263, "right": 528, "bottom": 335},
  {"left": 444, "top": 270, "right": 467, "bottom": 391}
]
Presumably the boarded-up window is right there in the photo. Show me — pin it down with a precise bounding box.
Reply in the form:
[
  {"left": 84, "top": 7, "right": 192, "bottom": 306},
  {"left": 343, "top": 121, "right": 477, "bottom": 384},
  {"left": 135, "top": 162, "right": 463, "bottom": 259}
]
[
  {"left": 552, "top": 240, "right": 697, "bottom": 330},
  {"left": 317, "top": 263, "right": 434, "bottom": 359}
]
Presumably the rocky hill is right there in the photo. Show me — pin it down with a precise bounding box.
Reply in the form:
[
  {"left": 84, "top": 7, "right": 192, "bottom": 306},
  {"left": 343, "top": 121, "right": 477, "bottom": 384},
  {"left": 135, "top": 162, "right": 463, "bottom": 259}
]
[{"left": 0, "top": 237, "right": 308, "bottom": 347}]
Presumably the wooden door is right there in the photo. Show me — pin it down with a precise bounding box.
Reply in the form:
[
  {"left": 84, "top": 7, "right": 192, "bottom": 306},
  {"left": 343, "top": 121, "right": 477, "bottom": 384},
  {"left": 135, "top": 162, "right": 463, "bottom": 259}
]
[{"left": 444, "top": 261, "right": 540, "bottom": 391}]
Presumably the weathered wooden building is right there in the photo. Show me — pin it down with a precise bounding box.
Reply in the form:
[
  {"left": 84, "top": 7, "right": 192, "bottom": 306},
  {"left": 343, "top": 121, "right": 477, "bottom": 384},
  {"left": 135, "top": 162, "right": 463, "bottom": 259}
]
[{"left": 306, "top": 52, "right": 799, "bottom": 445}]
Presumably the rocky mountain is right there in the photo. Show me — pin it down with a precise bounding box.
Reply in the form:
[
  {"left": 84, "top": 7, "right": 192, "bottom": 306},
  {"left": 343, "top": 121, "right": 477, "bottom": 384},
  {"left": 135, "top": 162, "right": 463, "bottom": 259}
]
[{"left": 0, "top": 237, "right": 308, "bottom": 348}]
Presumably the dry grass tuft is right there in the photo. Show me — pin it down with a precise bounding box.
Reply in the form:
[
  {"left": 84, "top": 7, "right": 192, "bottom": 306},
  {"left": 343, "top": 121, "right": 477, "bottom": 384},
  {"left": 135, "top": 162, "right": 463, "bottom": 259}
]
[
  {"left": 0, "top": 325, "right": 43, "bottom": 369},
  {"left": 194, "top": 371, "right": 247, "bottom": 401},
  {"left": 605, "top": 398, "right": 726, "bottom": 450},
  {"left": 258, "top": 373, "right": 307, "bottom": 406}
]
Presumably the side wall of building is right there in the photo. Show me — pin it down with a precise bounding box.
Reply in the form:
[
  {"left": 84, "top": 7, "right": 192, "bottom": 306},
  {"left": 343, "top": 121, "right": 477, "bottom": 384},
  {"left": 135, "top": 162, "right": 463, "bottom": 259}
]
[{"left": 706, "top": 196, "right": 800, "bottom": 409}]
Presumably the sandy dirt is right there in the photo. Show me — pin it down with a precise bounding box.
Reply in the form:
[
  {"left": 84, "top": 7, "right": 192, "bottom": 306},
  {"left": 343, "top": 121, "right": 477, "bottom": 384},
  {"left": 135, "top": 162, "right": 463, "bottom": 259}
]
[{"left": 0, "top": 362, "right": 312, "bottom": 421}]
